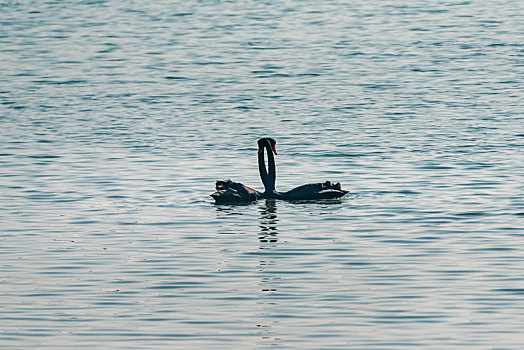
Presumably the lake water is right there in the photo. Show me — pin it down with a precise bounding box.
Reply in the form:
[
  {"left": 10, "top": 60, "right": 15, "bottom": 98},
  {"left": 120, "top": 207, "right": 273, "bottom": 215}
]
[{"left": 1, "top": 0, "right": 523, "bottom": 348}]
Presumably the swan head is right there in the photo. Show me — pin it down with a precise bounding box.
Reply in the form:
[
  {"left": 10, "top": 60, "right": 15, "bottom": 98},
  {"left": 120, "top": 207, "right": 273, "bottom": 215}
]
[{"left": 257, "top": 138, "right": 277, "bottom": 155}]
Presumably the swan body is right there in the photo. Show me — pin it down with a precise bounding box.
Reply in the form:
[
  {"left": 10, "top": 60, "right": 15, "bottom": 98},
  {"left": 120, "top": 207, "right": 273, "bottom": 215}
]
[
  {"left": 211, "top": 138, "right": 348, "bottom": 203},
  {"left": 211, "top": 179, "right": 262, "bottom": 204},
  {"left": 272, "top": 181, "right": 347, "bottom": 200}
]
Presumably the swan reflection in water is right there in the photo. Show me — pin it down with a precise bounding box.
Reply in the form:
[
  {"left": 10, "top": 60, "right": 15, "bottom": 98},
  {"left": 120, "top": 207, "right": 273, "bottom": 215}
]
[
  {"left": 256, "top": 198, "right": 280, "bottom": 344},
  {"left": 214, "top": 197, "right": 345, "bottom": 345},
  {"left": 214, "top": 199, "right": 279, "bottom": 244},
  {"left": 258, "top": 199, "right": 278, "bottom": 244},
  {"left": 214, "top": 199, "right": 280, "bottom": 299}
]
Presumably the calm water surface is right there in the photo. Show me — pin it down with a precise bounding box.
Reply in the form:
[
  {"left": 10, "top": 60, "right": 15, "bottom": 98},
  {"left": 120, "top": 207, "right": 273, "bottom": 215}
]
[{"left": 1, "top": 0, "right": 523, "bottom": 348}]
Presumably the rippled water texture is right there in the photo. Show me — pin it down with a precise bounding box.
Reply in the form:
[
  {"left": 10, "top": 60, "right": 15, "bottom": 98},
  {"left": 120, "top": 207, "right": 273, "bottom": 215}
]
[{"left": 1, "top": 0, "right": 523, "bottom": 348}]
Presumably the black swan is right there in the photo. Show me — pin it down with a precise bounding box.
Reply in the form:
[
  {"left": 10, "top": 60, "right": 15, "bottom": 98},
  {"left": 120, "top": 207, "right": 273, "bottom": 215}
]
[{"left": 211, "top": 138, "right": 348, "bottom": 203}]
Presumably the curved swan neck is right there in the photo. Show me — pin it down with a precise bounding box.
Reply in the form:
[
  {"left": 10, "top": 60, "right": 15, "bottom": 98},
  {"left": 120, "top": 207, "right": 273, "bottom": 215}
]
[
  {"left": 258, "top": 148, "right": 269, "bottom": 190},
  {"left": 258, "top": 140, "right": 276, "bottom": 193},
  {"left": 266, "top": 142, "right": 276, "bottom": 191}
]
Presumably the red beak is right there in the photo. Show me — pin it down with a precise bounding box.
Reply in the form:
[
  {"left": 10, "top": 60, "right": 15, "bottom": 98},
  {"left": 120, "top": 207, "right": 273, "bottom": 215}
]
[{"left": 258, "top": 141, "right": 277, "bottom": 155}]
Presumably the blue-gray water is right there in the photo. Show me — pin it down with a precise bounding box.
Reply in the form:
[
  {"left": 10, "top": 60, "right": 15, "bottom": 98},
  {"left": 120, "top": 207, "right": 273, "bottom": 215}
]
[{"left": 1, "top": 0, "right": 523, "bottom": 348}]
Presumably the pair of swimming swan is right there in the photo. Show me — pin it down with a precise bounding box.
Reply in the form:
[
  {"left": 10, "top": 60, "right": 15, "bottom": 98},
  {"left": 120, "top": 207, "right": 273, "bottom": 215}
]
[{"left": 212, "top": 138, "right": 348, "bottom": 204}]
